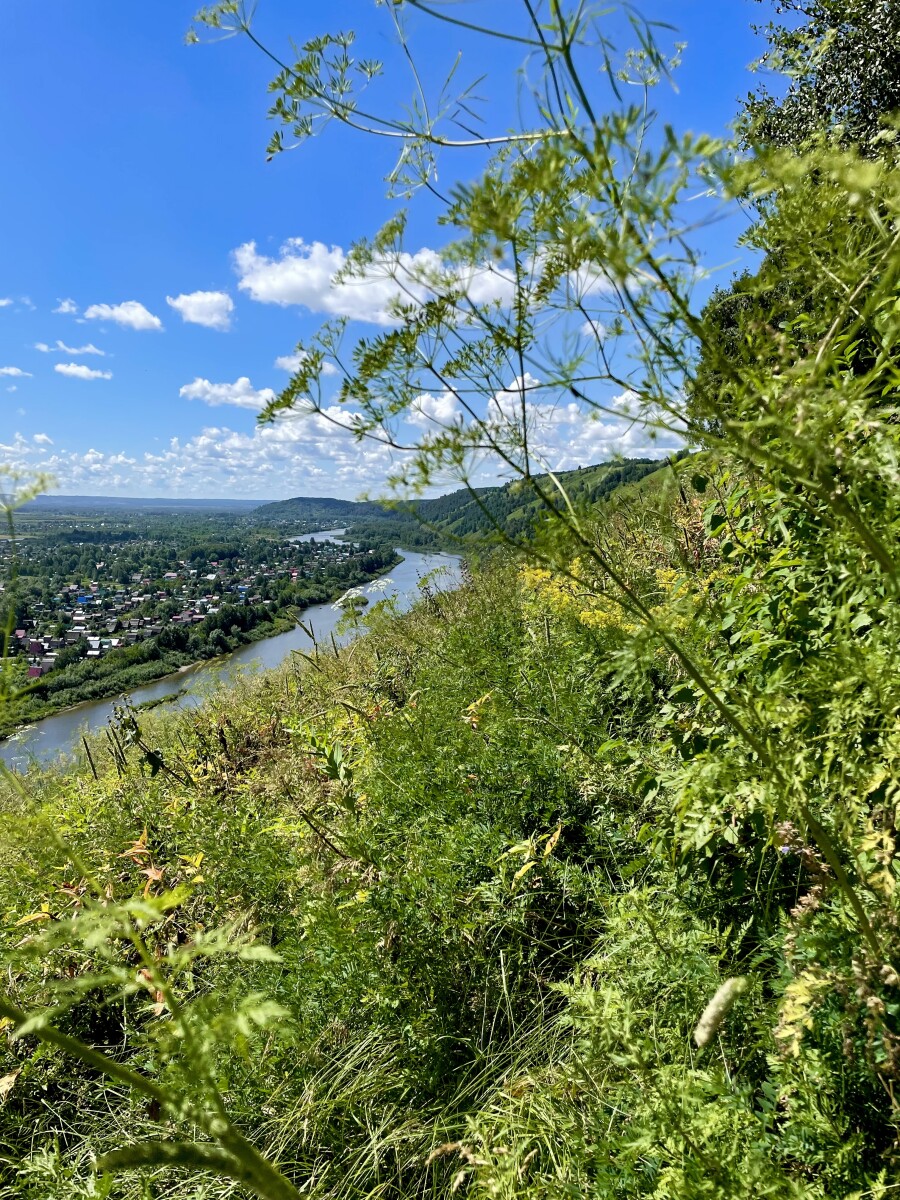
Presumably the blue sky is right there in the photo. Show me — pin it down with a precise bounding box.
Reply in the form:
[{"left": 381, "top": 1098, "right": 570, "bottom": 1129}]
[{"left": 1, "top": 1, "right": 764, "bottom": 499}]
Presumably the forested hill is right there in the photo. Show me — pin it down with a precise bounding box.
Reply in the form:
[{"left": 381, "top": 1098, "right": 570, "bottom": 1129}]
[
  {"left": 251, "top": 456, "right": 667, "bottom": 545},
  {"left": 247, "top": 494, "right": 390, "bottom": 527}
]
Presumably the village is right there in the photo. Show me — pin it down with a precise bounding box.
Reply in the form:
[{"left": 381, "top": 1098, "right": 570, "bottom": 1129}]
[{"left": 2, "top": 527, "right": 392, "bottom": 681}]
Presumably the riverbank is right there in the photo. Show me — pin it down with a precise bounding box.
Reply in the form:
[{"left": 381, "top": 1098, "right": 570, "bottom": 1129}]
[
  {"left": 0, "top": 547, "right": 403, "bottom": 743},
  {"left": 0, "top": 613, "right": 295, "bottom": 741},
  {"left": 0, "top": 547, "right": 462, "bottom": 770}
]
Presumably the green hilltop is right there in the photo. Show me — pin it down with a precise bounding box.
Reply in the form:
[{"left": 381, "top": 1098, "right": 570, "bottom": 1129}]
[{"left": 251, "top": 456, "right": 668, "bottom": 546}]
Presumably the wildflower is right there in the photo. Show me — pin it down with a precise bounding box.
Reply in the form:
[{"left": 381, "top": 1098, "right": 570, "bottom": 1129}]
[{"left": 332, "top": 587, "right": 365, "bottom": 611}]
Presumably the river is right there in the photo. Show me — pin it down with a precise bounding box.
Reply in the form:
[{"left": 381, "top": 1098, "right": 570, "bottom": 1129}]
[{"left": 0, "top": 533, "right": 461, "bottom": 771}]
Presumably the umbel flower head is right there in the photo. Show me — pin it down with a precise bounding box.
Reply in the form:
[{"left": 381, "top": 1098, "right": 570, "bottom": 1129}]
[{"left": 332, "top": 587, "right": 366, "bottom": 611}]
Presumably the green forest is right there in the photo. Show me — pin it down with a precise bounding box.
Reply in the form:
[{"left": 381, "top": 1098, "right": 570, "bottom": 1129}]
[
  {"left": 252, "top": 458, "right": 667, "bottom": 549},
  {"left": 5, "top": 0, "right": 900, "bottom": 1197}
]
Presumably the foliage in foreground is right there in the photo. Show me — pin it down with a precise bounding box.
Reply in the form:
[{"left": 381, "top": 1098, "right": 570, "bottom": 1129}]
[
  {"left": 3, "top": 425, "right": 900, "bottom": 1196},
  {"left": 5, "top": 0, "right": 900, "bottom": 1194}
]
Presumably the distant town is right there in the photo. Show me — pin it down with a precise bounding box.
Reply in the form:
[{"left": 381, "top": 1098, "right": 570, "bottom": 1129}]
[
  {"left": 0, "top": 506, "right": 399, "bottom": 733},
  {"left": 6, "top": 535, "right": 370, "bottom": 679}
]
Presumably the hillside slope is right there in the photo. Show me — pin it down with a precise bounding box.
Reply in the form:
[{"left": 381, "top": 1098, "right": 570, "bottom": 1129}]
[
  {"left": 252, "top": 456, "right": 668, "bottom": 546},
  {"left": 3, "top": 449, "right": 899, "bottom": 1197}
]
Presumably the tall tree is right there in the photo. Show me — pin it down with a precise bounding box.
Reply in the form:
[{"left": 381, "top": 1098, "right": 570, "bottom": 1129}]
[{"left": 743, "top": 0, "right": 900, "bottom": 155}]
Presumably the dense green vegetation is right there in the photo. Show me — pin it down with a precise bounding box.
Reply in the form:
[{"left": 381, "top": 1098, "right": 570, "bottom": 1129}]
[
  {"left": 4, "top": 441, "right": 900, "bottom": 1196},
  {"left": 5, "top": 0, "right": 900, "bottom": 1196},
  {"left": 255, "top": 459, "right": 668, "bottom": 549}
]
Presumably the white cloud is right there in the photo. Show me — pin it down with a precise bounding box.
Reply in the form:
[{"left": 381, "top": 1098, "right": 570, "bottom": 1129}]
[
  {"left": 8, "top": 388, "right": 676, "bottom": 500},
  {"left": 7, "top": 410, "right": 395, "bottom": 499},
  {"left": 580, "top": 318, "right": 607, "bottom": 339},
  {"left": 0, "top": 298, "right": 12, "bottom": 308},
  {"left": 179, "top": 376, "right": 276, "bottom": 411},
  {"left": 35, "top": 339, "right": 105, "bottom": 356},
  {"left": 274, "top": 351, "right": 338, "bottom": 376},
  {"left": 457, "top": 263, "right": 517, "bottom": 307},
  {"left": 9, "top": 388, "right": 18, "bottom": 395},
  {"left": 83, "top": 300, "right": 163, "bottom": 331},
  {"left": 0, "top": 366, "right": 31, "bottom": 377},
  {"left": 233, "top": 237, "right": 540, "bottom": 329},
  {"left": 406, "top": 375, "right": 678, "bottom": 479},
  {"left": 409, "top": 391, "right": 462, "bottom": 428},
  {"left": 166, "top": 290, "right": 234, "bottom": 331},
  {"left": 0, "top": 434, "right": 32, "bottom": 456},
  {"left": 274, "top": 353, "right": 304, "bottom": 372},
  {"left": 55, "top": 362, "right": 113, "bottom": 381},
  {"left": 233, "top": 238, "right": 445, "bottom": 326},
  {"left": 53, "top": 298, "right": 78, "bottom": 315},
  {"left": 33, "top": 433, "right": 53, "bottom": 446},
  {"left": 478, "top": 376, "right": 677, "bottom": 472}
]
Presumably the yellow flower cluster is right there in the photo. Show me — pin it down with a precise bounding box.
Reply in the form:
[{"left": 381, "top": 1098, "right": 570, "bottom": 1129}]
[
  {"left": 521, "top": 558, "right": 736, "bottom": 643},
  {"left": 520, "top": 560, "right": 626, "bottom": 632}
]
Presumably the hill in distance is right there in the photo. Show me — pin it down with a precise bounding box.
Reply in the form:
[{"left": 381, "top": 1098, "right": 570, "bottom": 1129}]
[
  {"left": 251, "top": 457, "right": 672, "bottom": 545},
  {"left": 20, "top": 457, "right": 673, "bottom": 539},
  {"left": 20, "top": 495, "right": 265, "bottom": 514}
]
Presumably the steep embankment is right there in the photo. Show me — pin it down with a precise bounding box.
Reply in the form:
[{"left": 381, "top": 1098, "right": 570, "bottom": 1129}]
[{"left": 3, "top": 456, "right": 898, "bottom": 1198}]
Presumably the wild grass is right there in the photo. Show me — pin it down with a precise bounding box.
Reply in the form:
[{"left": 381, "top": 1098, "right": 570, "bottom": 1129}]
[
  {"left": 2, "top": 437, "right": 899, "bottom": 1196},
  {"left": 5, "top": 16, "right": 900, "bottom": 1189}
]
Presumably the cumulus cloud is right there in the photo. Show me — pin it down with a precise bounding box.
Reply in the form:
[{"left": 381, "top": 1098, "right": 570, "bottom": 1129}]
[
  {"left": 179, "top": 376, "right": 276, "bottom": 411},
  {"left": 0, "top": 434, "right": 33, "bottom": 457},
  {"left": 6, "top": 410, "right": 394, "bottom": 499},
  {"left": 234, "top": 237, "right": 574, "bottom": 329},
  {"left": 0, "top": 298, "right": 12, "bottom": 308},
  {"left": 580, "top": 318, "right": 607, "bottom": 339},
  {"left": 233, "top": 238, "right": 449, "bottom": 326},
  {"left": 409, "top": 391, "right": 462, "bottom": 428},
  {"left": 35, "top": 339, "right": 105, "bottom": 356},
  {"left": 53, "top": 298, "right": 78, "bottom": 315},
  {"left": 55, "top": 362, "right": 113, "bottom": 381},
  {"left": 274, "top": 351, "right": 338, "bottom": 376},
  {"left": 405, "top": 375, "right": 676, "bottom": 475},
  {"left": 33, "top": 433, "right": 53, "bottom": 446},
  {"left": 83, "top": 300, "right": 163, "bottom": 331},
  {"left": 481, "top": 377, "right": 678, "bottom": 471},
  {"left": 0, "top": 366, "right": 31, "bottom": 377},
  {"left": 8, "top": 386, "right": 675, "bottom": 500},
  {"left": 166, "top": 290, "right": 234, "bottom": 331}
]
